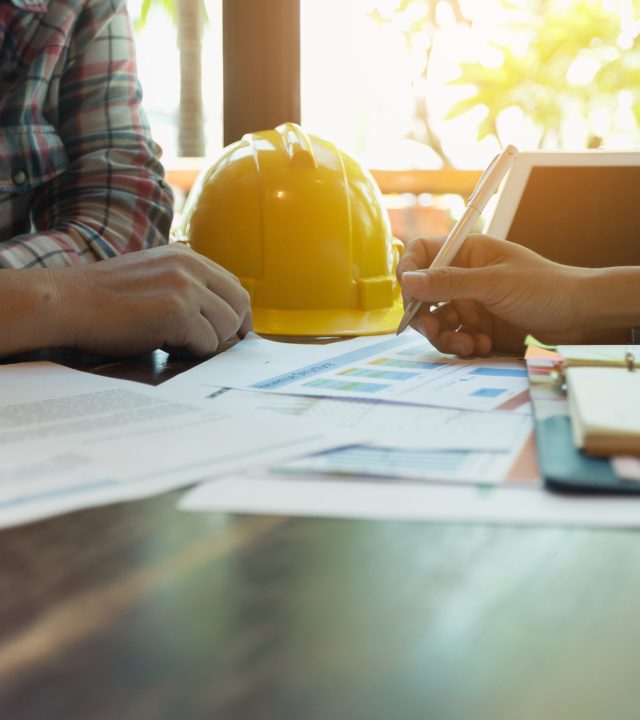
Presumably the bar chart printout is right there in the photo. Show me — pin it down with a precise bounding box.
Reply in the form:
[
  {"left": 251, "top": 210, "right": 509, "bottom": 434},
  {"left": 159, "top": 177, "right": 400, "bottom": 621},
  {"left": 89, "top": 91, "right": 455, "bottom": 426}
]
[{"left": 249, "top": 333, "right": 529, "bottom": 412}]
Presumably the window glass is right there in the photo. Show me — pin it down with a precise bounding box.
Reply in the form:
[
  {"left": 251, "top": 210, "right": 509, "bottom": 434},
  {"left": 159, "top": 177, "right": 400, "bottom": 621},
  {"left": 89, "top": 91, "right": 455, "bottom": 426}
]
[
  {"left": 131, "top": 0, "right": 224, "bottom": 162},
  {"left": 301, "top": 0, "right": 640, "bottom": 168},
  {"left": 300, "top": 0, "right": 640, "bottom": 240}
]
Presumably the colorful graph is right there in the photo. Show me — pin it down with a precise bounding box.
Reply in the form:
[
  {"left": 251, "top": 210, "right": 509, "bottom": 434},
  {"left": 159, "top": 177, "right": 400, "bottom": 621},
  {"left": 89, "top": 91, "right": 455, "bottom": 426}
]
[
  {"left": 304, "top": 378, "right": 389, "bottom": 393},
  {"left": 470, "top": 388, "right": 505, "bottom": 398},
  {"left": 471, "top": 367, "right": 528, "bottom": 378},
  {"left": 282, "top": 446, "right": 471, "bottom": 479},
  {"left": 369, "top": 357, "right": 446, "bottom": 370},
  {"left": 340, "top": 368, "right": 417, "bottom": 381}
]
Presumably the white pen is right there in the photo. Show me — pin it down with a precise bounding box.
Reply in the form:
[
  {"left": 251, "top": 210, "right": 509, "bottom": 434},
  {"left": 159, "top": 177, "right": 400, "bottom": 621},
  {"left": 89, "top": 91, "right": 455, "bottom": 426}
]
[{"left": 396, "top": 144, "right": 519, "bottom": 335}]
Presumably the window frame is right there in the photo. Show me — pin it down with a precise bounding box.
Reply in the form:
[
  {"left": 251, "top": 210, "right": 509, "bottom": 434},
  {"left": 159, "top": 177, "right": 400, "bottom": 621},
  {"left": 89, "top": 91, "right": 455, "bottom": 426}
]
[{"left": 222, "top": 0, "right": 301, "bottom": 145}]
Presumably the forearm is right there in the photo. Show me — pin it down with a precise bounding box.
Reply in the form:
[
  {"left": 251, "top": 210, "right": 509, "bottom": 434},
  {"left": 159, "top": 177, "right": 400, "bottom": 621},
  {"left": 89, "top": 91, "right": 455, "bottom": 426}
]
[
  {"left": 576, "top": 265, "right": 640, "bottom": 338},
  {"left": 0, "top": 270, "right": 70, "bottom": 355}
]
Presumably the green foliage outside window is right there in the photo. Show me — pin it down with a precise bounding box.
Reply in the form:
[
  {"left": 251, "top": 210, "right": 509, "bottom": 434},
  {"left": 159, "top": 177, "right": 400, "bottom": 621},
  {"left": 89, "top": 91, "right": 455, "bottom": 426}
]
[
  {"left": 448, "top": 0, "right": 640, "bottom": 149},
  {"left": 370, "top": 0, "right": 640, "bottom": 156}
]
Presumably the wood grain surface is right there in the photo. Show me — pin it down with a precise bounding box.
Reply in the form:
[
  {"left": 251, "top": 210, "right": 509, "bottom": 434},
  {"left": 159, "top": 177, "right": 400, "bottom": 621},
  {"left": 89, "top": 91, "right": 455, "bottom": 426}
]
[{"left": 1, "top": 350, "right": 638, "bottom": 720}]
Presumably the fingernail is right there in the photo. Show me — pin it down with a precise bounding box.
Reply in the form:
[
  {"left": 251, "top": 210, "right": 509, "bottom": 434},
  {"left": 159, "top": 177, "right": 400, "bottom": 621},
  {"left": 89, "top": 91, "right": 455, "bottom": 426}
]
[{"left": 402, "top": 271, "right": 425, "bottom": 286}]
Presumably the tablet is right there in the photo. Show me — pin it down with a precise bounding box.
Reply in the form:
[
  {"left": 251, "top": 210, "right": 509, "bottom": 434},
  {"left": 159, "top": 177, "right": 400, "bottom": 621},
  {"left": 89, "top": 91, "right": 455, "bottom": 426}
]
[{"left": 484, "top": 151, "right": 640, "bottom": 267}]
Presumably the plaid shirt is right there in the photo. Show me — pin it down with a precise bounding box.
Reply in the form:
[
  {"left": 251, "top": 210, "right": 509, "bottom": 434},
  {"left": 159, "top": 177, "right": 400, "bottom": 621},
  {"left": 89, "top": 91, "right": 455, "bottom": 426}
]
[{"left": 0, "top": 0, "right": 173, "bottom": 268}]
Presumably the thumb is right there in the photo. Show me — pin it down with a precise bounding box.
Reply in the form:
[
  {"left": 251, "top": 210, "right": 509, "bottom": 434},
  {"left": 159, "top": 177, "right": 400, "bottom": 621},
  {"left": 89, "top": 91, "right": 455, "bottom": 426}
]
[{"left": 402, "top": 267, "right": 497, "bottom": 304}]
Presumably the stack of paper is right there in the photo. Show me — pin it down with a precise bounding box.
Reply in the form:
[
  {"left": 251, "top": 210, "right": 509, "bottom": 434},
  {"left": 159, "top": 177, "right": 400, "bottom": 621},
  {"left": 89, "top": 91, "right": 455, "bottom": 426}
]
[
  {"left": 160, "top": 330, "right": 534, "bottom": 487},
  {"left": 11, "top": 331, "right": 640, "bottom": 531},
  {"left": 174, "top": 334, "right": 640, "bottom": 530},
  {"left": 158, "top": 330, "right": 544, "bottom": 523},
  {"left": 567, "top": 366, "right": 640, "bottom": 456}
]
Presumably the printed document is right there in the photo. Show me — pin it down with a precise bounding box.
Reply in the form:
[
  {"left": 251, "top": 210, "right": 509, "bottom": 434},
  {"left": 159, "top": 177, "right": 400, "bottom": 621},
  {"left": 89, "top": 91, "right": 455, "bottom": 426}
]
[
  {"left": 161, "top": 331, "right": 530, "bottom": 413},
  {"left": 172, "top": 388, "right": 533, "bottom": 452},
  {"left": 0, "top": 362, "right": 362, "bottom": 528},
  {"left": 179, "top": 474, "right": 640, "bottom": 529}
]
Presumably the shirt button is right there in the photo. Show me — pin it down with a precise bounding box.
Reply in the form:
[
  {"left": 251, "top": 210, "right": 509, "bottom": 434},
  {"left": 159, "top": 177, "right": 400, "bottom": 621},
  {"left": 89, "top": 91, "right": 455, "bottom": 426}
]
[{"left": 13, "top": 170, "right": 27, "bottom": 186}]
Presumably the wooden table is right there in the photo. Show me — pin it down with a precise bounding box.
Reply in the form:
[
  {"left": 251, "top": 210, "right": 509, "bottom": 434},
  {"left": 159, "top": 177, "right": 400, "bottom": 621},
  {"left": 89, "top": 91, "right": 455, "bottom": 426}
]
[{"left": 1, "top": 351, "right": 639, "bottom": 720}]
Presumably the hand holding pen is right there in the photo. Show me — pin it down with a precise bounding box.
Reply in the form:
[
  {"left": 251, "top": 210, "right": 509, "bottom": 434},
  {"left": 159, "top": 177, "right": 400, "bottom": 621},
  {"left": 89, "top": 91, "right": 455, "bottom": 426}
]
[{"left": 396, "top": 145, "right": 519, "bottom": 335}]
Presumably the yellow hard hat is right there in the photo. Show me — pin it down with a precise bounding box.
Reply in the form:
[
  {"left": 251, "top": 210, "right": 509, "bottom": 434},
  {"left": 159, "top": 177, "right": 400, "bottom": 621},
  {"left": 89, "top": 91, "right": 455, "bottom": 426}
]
[{"left": 180, "top": 122, "right": 404, "bottom": 336}]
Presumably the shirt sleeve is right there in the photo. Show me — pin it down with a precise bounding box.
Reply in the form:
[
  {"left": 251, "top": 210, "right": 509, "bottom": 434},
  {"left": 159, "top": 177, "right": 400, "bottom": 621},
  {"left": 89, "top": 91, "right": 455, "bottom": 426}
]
[{"left": 0, "top": 0, "right": 174, "bottom": 268}]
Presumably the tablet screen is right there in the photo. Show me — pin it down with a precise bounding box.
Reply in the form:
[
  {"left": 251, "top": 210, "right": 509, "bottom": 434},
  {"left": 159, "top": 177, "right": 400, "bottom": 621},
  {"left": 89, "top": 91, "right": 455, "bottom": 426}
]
[{"left": 505, "top": 165, "right": 640, "bottom": 267}]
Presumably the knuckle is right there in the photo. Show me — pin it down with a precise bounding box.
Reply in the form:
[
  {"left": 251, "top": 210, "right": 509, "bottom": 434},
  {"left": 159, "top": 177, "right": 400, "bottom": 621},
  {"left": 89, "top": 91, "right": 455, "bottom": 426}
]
[
  {"left": 160, "top": 293, "right": 189, "bottom": 323},
  {"left": 238, "top": 286, "right": 251, "bottom": 310},
  {"left": 200, "top": 334, "right": 220, "bottom": 356},
  {"left": 164, "top": 266, "right": 195, "bottom": 294},
  {"left": 215, "top": 322, "right": 236, "bottom": 345},
  {"left": 226, "top": 283, "right": 251, "bottom": 315},
  {"left": 431, "top": 269, "right": 455, "bottom": 295}
]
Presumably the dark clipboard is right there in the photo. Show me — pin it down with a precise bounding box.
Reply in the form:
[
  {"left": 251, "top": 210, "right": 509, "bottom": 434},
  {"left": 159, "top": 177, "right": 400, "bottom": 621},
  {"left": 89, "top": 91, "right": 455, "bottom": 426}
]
[
  {"left": 527, "top": 360, "right": 640, "bottom": 495},
  {"left": 534, "top": 414, "right": 640, "bottom": 494}
]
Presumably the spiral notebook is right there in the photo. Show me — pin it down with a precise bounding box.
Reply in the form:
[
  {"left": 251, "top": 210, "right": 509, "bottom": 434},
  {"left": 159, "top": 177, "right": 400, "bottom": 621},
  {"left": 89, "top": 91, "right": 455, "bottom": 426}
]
[{"left": 527, "top": 344, "right": 640, "bottom": 492}]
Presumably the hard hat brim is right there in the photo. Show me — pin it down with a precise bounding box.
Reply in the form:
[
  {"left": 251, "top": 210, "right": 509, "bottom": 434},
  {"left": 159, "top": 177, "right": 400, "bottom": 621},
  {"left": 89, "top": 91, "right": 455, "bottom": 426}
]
[{"left": 252, "top": 302, "right": 405, "bottom": 337}]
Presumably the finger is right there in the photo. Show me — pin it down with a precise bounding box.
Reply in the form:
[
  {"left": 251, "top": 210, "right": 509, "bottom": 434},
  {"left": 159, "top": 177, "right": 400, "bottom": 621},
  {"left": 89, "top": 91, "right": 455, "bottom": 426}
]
[
  {"left": 238, "top": 305, "right": 253, "bottom": 337},
  {"left": 167, "top": 313, "right": 221, "bottom": 357},
  {"left": 455, "top": 325, "right": 493, "bottom": 355},
  {"left": 445, "top": 299, "right": 495, "bottom": 345},
  {"left": 410, "top": 303, "right": 492, "bottom": 356},
  {"left": 436, "top": 327, "right": 493, "bottom": 357},
  {"left": 199, "top": 291, "right": 245, "bottom": 344},
  {"left": 410, "top": 310, "right": 442, "bottom": 345},
  {"left": 429, "top": 301, "right": 493, "bottom": 355},
  {"left": 187, "top": 314, "right": 221, "bottom": 356},
  {"left": 409, "top": 303, "right": 460, "bottom": 348},
  {"left": 402, "top": 266, "right": 499, "bottom": 305},
  {"left": 451, "top": 233, "right": 510, "bottom": 268},
  {"left": 428, "top": 301, "right": 462, "bottom": 332},
  {"left": 204, "top": 269, "right": 251, "bottom": 318},
  {"left": 411, "top": 303, "right": 462, "bottom": 332},
  {"left": 171, "top": 247, "right": 252, "bottom": 340},
  {"left": 176, "top": 247, "right": 251, "bottom": 317},
  {"left": 451, "top": 298, "right": 485, "bottom": 330},
  {"left": 396, "top": 236, "right": 447, "bottom": 279}
]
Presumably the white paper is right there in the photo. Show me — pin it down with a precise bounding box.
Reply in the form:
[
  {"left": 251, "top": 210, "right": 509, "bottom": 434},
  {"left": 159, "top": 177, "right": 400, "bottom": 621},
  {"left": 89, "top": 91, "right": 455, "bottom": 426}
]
[
  {"left": 0, "top": 362, "right": 362, "bottom": 528},
  {"left": 180, "top": 474, "right": 640, "bottom": 529},
  {"left": 276, "top": 445, "right": 522, "bottom": 485},
  {"left": 161, "top": 330, "right": 530, "bottom": 413},
  {"left": 611, "top": 456, "right": 640, "bottom": 482},
  {"left": 566, "top": 366, "right": 640, "bottom": 436},
  {"left": 276, "top": 409, "right": 533, "bottom": 485},
  {"left": 170, "top": 387, "right": 533, "bottom": 452}
]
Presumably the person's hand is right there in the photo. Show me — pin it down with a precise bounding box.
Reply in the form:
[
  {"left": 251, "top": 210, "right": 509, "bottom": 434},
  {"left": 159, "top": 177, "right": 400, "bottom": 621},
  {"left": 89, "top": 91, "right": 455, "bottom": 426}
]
[
  {"left": 397, "top": 234, "right": 613, "bottom": 356},
  {"left": 53, "top": 244, "right": 252, "bottom": 356}
]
